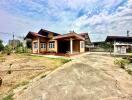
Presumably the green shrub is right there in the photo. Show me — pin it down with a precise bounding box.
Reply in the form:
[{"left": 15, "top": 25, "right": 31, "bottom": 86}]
[
  {"left": 40, "top": 74, "right": 47, "bottom": 79},
  {"left": 16, "top": 47, "right": 23, "bottom": 53},
  {"left": 61, "top": 59, "right": 71, "bottom": 64},
  {"left": 16, "top": 46, "right": 31, "bottom": 53},
  {"left": 3, "top": 45, "right": 12, "bottom": 55},
  {"left": 0, "top": 40, "right": 4, "bottom": 51},
  {"left": 3, "top": 93, "right": 14, "bottom": 100},
  {"left": 114, "top": 59, "right": 130, "bottom": 69},
  {"left": 126, "top": 69, "right": 132, "bottom": 75}
]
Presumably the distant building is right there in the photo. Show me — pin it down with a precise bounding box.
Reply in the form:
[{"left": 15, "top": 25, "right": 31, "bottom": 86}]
[
  {"left": 92, "top": 41, "right": 105, "bottom": 48},
  {"left": 8, "top": 40, "right": 21, "bottom": 48},
  {"left": 105, "top": 36, "right": 132, "bottom": 54}
]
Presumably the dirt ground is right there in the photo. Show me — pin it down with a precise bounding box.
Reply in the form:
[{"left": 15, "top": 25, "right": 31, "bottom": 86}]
[
  {"left": 14, "top": 52, "right": 132, "bottom": 100},
  {"left": 0, "top": 54, "right": 68, "bottom": 99}
]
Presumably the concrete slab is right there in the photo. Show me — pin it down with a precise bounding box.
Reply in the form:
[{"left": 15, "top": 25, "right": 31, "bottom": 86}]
[{"left": 14, "top": 53, "right": 132, "bottom": 100}]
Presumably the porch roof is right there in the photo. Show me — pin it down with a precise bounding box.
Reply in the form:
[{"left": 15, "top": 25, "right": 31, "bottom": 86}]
[
  {"left": 24, "top": 31, "right": 46, "bottom": 39},
  {"left": 53, "top": 32, "right": 85, "bottom": 41}
]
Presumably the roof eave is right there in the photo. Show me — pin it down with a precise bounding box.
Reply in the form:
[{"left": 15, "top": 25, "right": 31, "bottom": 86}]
[
  {"left": 53, "top": 34, "right": 85, "bottom": 41},
  {"left": 24, "top": 32, "right": 46, "bottom": 40}
]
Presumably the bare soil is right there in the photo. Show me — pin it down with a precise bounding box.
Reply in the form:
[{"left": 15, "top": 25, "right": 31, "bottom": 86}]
[{"left": 0, "top": 54, "right": 67, "bottom": 98}]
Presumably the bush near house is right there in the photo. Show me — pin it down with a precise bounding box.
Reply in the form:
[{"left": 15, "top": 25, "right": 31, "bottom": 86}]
[
  {"left": 15, "top": 46, "right": 31, "bottom": 53},
  {"left": 3, "top": 45, "right": 12, "bottom": 55},
  {"left": 114, "top": 59, "right": 130, "bottom": 69},
  {"left": 114, "top": 58, "right": 132, "bottom": 76},
  {"left": 0, "top": 40, "right": 4, "bottom": 51},
  {"left": 3, "top": 93, "right": 14, "bottom": 100},
  {"left": 99, "top": 42, "right": 113, "bottom": 52},
  {"left": 93, "top": 42, "right": 113, "bottom": 52}
]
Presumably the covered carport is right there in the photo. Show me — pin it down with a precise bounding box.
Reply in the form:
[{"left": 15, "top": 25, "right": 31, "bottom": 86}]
[{"left": 53, "top": 32, "right": 85, "bottom": 54}]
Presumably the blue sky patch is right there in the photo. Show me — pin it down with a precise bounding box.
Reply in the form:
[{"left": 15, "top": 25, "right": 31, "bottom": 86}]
[{"left": 0, "top": 0, "right": 132, "bottom": 43}]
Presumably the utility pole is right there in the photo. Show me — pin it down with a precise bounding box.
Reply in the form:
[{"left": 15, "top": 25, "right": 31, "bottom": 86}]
[
  {"left": 12, "top": 33, "right": 15, "bottom": 50},
  {"left": 127, "top": 30, "right": 130, "bottom": 37}
]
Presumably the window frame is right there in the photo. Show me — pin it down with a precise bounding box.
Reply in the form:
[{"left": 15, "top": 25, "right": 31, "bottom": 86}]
[
  {"left": 49, "top": 42, "right": 55, "bottom": 48},
  {"left": 41, "top": 43, "right": 46, "bottom": 48}
]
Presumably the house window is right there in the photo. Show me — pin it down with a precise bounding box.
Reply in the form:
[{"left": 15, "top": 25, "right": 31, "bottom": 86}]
[
  {"left": 49, "top": 42, "right": 55, "bottom": 48},
  {"left": 81, "top": 42, "right": 84, "bottom": 48},
  {"left": 41, "top": 43, "right": 46, "bottom": 48},
  {"left": 34, "top": 42, "right": 38, "bottom": 48}
]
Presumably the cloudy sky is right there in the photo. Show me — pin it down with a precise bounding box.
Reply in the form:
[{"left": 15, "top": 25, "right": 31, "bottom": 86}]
[{"left": 0, "top": 0, "right": 132, "bottom": 43}]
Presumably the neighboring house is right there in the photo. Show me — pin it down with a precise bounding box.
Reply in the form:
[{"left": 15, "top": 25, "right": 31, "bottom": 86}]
[
  {"left": 105, "top": 36, "right": 132, "bottom": 54},
  {"left": 8, "top": 40, "right": 21, "bottom": 48},
  {"left": 25, "top": 29, "right": 91, "bottom": 55},
  {"left": 79, "top": 33, "right": 92, "bottom": 51}
]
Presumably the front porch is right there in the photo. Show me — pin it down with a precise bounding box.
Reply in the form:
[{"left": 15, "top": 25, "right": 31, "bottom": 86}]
[
  {"left": 37, "top": 37, "right": 85, "bottom": 55},
  {"left": 57, "top": 39, "right": 81, "bottom": 54},
  {"left": 53, "top": 33, "right": 85, "bottom": 55}
]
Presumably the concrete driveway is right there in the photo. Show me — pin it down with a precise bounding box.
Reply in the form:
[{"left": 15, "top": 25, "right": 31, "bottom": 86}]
[{"left": 14, "top": 53, "right": 132, "bottom": 100}]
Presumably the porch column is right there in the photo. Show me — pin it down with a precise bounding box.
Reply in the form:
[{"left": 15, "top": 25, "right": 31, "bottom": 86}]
[
  {"left": 70, "top": 38, "right": 73, "bottom": 54},
  {"left": 38, "top": 38, "right": 40, "bottom": 54}
]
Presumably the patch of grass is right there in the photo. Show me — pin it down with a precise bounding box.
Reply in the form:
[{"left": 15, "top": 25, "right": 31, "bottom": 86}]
[
  {"left": 30, "top": 55, "right": 44, "bottom": 59},
  {"left": 23, "top": 87, "right": 28, "bottom": 90},
  {"left": 48, "top": 57, "right": 71, "bottom": 64},
  {"left": 61, "top": 59, "right": 71, "bottom": 64},
  {"left": 3, "top": 93, "right": 14, "bottom": 100},
  {"left": 8, "top": 81, "right": 29, "bottom": 92},
  {"left": 29, "top": 72, "right": 44, "bottom": 79},
  {"left": 40, "top": 74, "right": 47, "bottom": 79},
  {"left": 127, "top": 70, "right": 132, "bottom": 75},
  {"left": 31, "top": 55, "right": 71, "bottom": 62},
  {"left": 17, "top": 54, "right": 69, "bottom": 68},
  {"left": 0, "top": 54, "right": 5, "bottom": 62},
  {"left": 0, "top": 54, "right": 3, "bottom": 57},
  {"left": 21, "top": 81, "right": 29, "bottom": 86},
  {"left": 0, "top": 57, "right": 6, "bottom": 62},
  {"left": 114, "top": 59, "right": 130, "bottom": 69},
  {"left": 114, "top": 58, "right": 132, "bottom": 76}
]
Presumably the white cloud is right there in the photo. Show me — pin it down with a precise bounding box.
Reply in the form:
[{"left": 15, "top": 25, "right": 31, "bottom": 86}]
[
  {"left": 0, "top": 9, "right": 53, "bottom": 44},
  {"left": 71, "top": 0, "right": 132, "bottom": 41},
  {"left": 0, "top": 0, "right": 131, "bottom": 42}
]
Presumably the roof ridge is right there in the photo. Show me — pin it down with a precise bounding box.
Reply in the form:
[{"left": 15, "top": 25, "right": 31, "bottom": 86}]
[{"left": 41, "top": 29, "right": 60, "bottom": 35}]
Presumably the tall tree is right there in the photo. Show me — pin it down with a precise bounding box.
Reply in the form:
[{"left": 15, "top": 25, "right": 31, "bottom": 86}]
[
  {"left": 0, "top": 40, "right": 4, "bottom": 51},
  {"left": 26, "top": 40, "right": 32, "bottom": 48}
]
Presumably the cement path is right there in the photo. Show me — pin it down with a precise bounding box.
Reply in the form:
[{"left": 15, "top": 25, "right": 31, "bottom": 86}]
[{"left": 14, "top": 53, "right": 132, "bottom": 100}]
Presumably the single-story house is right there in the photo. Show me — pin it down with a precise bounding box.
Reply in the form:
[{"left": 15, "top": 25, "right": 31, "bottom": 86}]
[
  {"left": 25, "top": 29, "right": 91, "bottom": 55},
  {"left": 105, "top": 36, "right": 132, "bottom": 54}
]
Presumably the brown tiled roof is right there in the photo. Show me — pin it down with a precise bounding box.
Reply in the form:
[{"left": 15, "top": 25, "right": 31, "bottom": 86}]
[
  {"left": 53, "top": 32, "right": 85, "bottom": 40},
  {"left": 24, "top": 31, "right": 46, "bottom": 39},
  {"left": 30, "top": 32, "right": 46, "bottom": 37},
  {"left": 39, "top": 29, "right": 60, "bottom": 36}
]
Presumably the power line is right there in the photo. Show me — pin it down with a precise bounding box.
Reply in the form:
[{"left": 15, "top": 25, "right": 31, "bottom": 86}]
[{"left": 0, "top": 32, "right": 25, "bottom": 39}]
